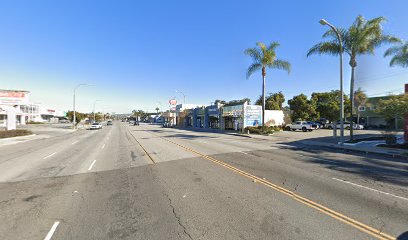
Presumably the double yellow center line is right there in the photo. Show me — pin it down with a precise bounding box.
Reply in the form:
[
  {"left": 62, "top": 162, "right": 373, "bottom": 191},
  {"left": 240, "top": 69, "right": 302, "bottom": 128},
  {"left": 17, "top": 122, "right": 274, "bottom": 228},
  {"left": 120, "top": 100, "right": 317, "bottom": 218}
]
[{"left": 147, "top": 129, "right": 396, "bottom": 240}]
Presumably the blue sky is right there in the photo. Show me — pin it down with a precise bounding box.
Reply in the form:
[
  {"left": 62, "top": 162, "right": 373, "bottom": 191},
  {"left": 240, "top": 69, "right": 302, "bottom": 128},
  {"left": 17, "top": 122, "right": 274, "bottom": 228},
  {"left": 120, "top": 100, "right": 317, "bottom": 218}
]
[{"left": 0, "top": 0, "right": 407, "bottom": 113}]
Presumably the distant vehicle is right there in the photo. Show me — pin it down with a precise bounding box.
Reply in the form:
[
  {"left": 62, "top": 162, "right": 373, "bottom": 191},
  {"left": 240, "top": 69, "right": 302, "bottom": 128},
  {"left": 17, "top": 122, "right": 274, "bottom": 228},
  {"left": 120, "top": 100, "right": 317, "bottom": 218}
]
[
  {"left": 129, "top": 120, "right": 135, "bottom": 125},
  {"left": 90, "top": 122, "right": 103, "bottom": 130},
  {"left": 285, "top": 121, "right": 314, "bottom": 132},
  {"left": 59, "top": 119, "right": 70, "bottom": 123},
  {"left": 327, "top": 121, "right": 364, "bottom": 130},
  {"left": 306, "top": 121, "right": 319, "bottom": 129},
  {"left": 107, "top": 120, "right": 112, "bottom": 125}
]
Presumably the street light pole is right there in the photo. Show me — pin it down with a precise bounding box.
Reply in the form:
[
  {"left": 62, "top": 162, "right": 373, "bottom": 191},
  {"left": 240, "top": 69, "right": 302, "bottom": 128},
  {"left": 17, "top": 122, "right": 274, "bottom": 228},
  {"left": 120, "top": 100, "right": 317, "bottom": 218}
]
[
  {"left": 73, "top": 84, "right": 93, "bottom": 129},
  {"left": 176, "top": 90, "right": 186, "bottom": 105},
  {"left": 319, "top": 19, "right": 344, "bottom": 145}
]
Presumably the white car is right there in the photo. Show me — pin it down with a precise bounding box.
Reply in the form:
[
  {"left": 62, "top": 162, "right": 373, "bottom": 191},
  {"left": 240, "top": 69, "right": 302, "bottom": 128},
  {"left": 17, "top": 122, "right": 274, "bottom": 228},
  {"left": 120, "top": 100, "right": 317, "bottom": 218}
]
[
  {"left": 285, "top": 121, "right": 314, "bottom": 132},
  {"left": 90, "top": 122, "right": 103, "bottom": 130}
]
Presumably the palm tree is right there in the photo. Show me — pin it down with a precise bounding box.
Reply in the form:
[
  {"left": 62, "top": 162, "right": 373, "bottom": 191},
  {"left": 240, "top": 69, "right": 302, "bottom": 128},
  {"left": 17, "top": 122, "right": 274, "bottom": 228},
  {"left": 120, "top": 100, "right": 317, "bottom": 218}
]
[
  {"left": 353, "top": 88, "right": 367, "bottom": 124},
  {"left": 155, "top": 107, "right": 160, "bottom": 114},
  {"left": 245, "top": 42, "right": 291, "bottom": 125},
  {"left": 384, "top": 41, "right": 408, "bottom": 67},
  {"left": 307, "top": 15, "right": 400, "bottom": 140}
]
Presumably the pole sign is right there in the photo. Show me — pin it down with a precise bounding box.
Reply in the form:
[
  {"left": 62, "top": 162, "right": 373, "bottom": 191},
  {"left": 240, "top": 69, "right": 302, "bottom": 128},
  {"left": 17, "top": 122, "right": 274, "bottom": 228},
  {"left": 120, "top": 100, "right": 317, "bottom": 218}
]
[
  {"left": 169, "top": 99, "right": 177, "bottom": 105},
  {"left": 244, "top": 105, "right": 262, "bottom": 127},
  {"left": 0, "top": 90, "right": 29, "bottom": 105}
]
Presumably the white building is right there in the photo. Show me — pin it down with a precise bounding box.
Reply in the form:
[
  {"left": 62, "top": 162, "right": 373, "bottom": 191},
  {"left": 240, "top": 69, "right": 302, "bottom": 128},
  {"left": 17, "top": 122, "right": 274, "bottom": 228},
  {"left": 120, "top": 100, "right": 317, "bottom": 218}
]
[{"left": 0, "top": 89, "right": 64, "bottom": 129}]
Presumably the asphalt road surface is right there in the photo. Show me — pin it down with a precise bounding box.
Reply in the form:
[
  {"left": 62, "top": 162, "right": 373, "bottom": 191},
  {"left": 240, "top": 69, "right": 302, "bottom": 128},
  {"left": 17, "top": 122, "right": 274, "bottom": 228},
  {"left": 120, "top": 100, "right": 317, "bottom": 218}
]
[{"left": 0, "top": 122, "right": 407, "bottom": 240}]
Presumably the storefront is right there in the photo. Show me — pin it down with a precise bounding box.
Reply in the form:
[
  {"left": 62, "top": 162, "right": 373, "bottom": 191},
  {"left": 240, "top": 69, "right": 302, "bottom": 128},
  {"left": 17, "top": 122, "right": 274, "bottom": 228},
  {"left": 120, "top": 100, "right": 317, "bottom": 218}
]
[
  {"left": 221, "top": 105, "right": 244, "bottom": 131},
  {"left": 194, "top": 108, "right": 205, "bottom": 128},
  {"left": 220, "top": 103, "right": 263, "bottom": 131},
  {"left": 205, "top": 104, "right": 221, "bottom": 129}
]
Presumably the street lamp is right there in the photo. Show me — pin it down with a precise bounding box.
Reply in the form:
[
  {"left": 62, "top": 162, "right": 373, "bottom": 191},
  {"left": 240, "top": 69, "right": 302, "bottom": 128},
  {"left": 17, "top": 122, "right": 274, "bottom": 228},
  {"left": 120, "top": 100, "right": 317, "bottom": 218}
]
[
  {"left": 319, "top": 19, "right": 344, "bottom": 145},
  {"left": 175, "top": 90, "right": 186, "bottom": 105},
  {"left": 73, "top": 83, "right": 93, "bottom": 129},
  {"left": 93, "top": 100, "right": 102, "bottom": 123}
]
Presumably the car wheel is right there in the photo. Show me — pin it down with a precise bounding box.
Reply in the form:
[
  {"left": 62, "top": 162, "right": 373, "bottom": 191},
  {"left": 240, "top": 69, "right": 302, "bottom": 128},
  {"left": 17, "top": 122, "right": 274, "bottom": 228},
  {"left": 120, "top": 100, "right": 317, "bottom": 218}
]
[
  {"left": 285, "top": 126, "right": 291, "bottom": 131},
  {"left": 302, "top": 127, "right": 307, "bottom": 132}
]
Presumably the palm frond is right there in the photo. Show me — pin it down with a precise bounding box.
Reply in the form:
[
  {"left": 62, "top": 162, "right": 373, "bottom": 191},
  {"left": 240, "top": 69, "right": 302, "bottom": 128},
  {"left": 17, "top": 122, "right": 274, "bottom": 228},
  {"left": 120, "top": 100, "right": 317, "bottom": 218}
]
[
  {"left": 307, "top": 41, "right": 341, "bottom": 57},
  {"left": 246, "top": 63, "right": 262, "bottom": 79},
  {"left": 267, "top": 42, "right": 280, "bottom": 51},
  {"left": 384, "top": 45, "right": 403, "bottom": 57},
  {"left": 244, "top": 47, "right": 262, "bottom": 63},
  {"left": 256, "top": 42, "right": 267, "bottom": 56},
  {"left": 389, "top": 54, "right": 408, "bottom": 67},
  {"left": 270, "top": 59, "right": 291, "bottom": 74}
]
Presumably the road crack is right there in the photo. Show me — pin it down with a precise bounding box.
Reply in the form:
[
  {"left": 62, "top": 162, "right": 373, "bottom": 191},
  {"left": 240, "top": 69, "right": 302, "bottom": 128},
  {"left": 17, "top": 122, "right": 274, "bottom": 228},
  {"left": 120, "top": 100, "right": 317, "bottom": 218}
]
[{"left": 163, "top": 192, "right": 193, "bottom": 240}]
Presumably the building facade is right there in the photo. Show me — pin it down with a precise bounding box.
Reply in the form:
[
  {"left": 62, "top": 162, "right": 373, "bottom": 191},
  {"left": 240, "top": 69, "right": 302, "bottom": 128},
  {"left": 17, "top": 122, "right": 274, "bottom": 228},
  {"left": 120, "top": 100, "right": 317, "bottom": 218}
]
[{"left": 0, "top": 89, "right": 64, "bottom": 129}]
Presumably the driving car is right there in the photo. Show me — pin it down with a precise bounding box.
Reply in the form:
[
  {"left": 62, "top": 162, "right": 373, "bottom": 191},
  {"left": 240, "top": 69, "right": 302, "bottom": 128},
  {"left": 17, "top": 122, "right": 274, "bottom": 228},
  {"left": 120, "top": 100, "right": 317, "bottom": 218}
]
[
  {"left": 107, "top": 120, "right": 112, "bottom": 125},
  {"left": 90, "top": 122, "right": 103, "bottom": 130}
]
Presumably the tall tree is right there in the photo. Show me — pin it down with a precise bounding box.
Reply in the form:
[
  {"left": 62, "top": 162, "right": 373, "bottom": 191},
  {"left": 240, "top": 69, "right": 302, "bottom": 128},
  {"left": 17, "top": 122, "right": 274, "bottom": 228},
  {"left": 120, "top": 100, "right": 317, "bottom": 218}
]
[
  {"left": 288, "top": 94, "right": 317, "bottom": 121},
  {"left": 155, "top": 107, "right": 160, "bottom": 114},
  {"left": 376, "top": 94, "right": 408, "bottom": 129},
  {"left": 307, "top": 15, "right": 400, "bottom": 140},
  {"left": 255, "top": 92, "right": 285, "bottom": 110},
  {"left": 384, "top": 41, "right": 408, "bottom": 67},
  {"left": 245, "top": 42, "right": 291, "bottom": 125}
]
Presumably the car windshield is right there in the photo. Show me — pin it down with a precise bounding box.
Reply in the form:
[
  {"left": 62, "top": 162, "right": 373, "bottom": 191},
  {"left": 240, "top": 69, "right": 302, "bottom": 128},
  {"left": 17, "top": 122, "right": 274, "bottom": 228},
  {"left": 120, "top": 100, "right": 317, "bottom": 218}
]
[{"left": 1, "top": 2, "right": 406, "bottom": 240}]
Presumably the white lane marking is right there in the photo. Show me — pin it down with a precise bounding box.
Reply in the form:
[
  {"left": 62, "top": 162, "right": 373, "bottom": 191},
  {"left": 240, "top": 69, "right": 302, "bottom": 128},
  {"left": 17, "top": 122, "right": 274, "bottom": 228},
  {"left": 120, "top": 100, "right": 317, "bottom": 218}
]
[
  {"left": 71, "top": 140, "right": 79, "bottom": 145},
  {"left": 43, "top": 221, "right": 60, "bottom": 240},
  {"left": 101, "top": 144, "right": 105, "bottom": 149},
  {"left": 88, "top": 160, "right": 96, "bottom": 170},
  {"left": 43, "top": 152, "right": 57, "bottom": 159},
  {"left": 332, "top": 177, "right": 408, "bottom": 201}
]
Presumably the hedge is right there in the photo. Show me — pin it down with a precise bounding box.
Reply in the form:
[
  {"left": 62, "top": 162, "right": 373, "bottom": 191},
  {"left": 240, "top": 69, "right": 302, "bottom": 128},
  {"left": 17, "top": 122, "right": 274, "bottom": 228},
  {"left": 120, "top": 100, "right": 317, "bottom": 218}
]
[
  {"left": 0, "top": 129, "right": 33, "bottom": 139},
  {"left": 244, "top": 126, "right": 282, "bottom": 135}
]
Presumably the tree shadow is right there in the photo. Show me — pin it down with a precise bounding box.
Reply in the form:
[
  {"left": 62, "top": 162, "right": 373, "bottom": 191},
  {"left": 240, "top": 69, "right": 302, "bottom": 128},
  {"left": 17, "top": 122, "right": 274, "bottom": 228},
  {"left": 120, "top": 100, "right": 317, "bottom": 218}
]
[{"left": 276, "top": 141, "right": 408, "bottom": 187}]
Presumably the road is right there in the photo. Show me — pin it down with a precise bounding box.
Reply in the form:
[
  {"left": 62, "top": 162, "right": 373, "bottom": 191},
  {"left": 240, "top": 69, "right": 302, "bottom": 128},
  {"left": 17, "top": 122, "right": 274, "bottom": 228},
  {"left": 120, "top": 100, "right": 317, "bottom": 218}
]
[{"left": 0, "top": 122, "right": 407, "bottom": 240}]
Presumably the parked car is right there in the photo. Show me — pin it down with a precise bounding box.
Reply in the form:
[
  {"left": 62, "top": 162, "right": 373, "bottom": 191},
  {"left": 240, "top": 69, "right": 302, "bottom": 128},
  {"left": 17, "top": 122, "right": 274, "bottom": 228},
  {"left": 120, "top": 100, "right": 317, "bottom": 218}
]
[
  {"left": 285, "top": 121, "right": 314, "bottom": 132},
  {"left": 327, "top": 121, "right": 364, "bottom": 130},
  {"left": 90, "top": 122, "right": 103, "bottom": 130},
  {"left": 107, "top": 120, "right": 112, "bottom": 125},
  {"left": 306, "top": 121, "right": 319, "bottom": 129}
]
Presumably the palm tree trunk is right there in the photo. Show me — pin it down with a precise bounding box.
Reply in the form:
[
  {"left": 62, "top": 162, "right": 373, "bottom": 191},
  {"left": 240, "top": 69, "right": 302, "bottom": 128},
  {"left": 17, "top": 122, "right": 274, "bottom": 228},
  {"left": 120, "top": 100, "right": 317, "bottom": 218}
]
[
  {"left": 350, "top": 66, "right": 355, "bottom": 141},
  {"left": 262, "top": 67, "right": 266, "bottom": 126}
]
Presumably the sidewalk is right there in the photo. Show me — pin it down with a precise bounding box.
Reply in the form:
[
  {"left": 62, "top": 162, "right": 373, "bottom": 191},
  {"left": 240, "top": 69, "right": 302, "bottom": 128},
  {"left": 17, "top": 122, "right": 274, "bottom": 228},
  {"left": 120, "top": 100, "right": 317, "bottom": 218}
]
[
  {"left": 0, "top": 134, "right": 47, "bottom": 148},
  {"left": 245, "top": 132, "right": 408, "bottom": 160}
]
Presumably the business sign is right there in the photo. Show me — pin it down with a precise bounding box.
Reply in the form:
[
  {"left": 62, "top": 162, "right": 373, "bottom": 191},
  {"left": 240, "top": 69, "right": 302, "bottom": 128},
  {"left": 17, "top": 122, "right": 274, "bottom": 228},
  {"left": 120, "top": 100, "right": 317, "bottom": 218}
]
[
  {"left": 222, "top": 105, "right": 243, "bottom": 117},
  {"left": 0, "top": 90, "right": 29, "bottom": 105},
  {"left": 244, "top": 105, "right": 262, "bottom": 127},
  {"left": 169, "top": 99, "right": 177, "bottom": 105}
]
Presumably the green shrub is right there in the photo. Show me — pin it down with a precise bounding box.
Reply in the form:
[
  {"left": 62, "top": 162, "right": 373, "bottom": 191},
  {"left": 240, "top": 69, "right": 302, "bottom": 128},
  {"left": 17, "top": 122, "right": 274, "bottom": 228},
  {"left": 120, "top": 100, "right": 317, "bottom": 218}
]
[
  {"left": 244, "top": 126, "right": 282, "bottom": 135},
  {"left": 0, "top": 129, "right": 33, "bottom": 138}
]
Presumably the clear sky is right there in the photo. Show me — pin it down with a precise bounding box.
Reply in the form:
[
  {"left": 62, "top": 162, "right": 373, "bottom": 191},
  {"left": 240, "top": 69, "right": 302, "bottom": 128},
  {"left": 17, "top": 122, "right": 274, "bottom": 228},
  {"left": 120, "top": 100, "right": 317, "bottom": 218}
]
[{"left": 0, "top": 0, "right": 407, "bottom": 113}]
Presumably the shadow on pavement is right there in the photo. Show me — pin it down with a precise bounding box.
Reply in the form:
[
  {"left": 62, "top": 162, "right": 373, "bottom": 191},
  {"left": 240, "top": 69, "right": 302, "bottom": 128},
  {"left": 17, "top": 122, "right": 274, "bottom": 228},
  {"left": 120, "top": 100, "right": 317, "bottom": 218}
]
[{"left": 276, "top": 141, "right": 408, "bottom": 187}]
